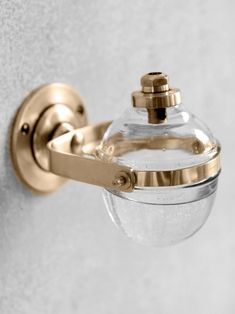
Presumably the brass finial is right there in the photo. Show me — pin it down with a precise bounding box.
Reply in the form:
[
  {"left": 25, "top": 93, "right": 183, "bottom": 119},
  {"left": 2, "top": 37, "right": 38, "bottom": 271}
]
[
  {"left": 132, "top": 72, "right": 182, "bottom": 124},
  {"left": 132, "top": 72, "right": 181, "bottom": 109}
]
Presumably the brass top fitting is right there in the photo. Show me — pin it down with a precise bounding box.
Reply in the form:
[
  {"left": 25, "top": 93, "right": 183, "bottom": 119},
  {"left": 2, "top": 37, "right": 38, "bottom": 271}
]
[{"left": 132, "top": 72, "right": 182, "bottom": 109}]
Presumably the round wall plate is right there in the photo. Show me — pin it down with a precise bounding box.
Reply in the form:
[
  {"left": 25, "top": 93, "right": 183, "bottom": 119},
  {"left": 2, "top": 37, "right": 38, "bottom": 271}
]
[{"left": 10, "top": 83, "right": 88, "bottom": 193}]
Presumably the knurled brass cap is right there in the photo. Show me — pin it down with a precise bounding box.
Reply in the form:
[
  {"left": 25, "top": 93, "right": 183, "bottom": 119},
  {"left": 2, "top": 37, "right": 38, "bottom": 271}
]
[
  {"left": 132, "top": 72, "right": 182, "bottom": 109},
  {"left": 141, "top": 72, "right": 169, "bottom": 93}
]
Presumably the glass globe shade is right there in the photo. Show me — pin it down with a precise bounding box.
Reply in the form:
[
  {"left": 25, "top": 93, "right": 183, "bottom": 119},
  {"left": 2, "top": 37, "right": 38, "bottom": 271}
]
[{"left": 97, "top": 105, "right": 220, "bottom": 246}]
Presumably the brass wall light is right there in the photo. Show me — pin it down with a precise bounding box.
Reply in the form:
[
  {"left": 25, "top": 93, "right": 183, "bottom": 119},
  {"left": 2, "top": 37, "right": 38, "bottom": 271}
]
[{"left": 10, "top": 72, "right": 221, "bottom": 246}]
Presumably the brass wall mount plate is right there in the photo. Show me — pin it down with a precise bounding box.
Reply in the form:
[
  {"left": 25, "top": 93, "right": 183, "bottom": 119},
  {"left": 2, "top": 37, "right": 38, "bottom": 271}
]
[{"left": 10, "top": 83, "right": 88, "bottom": 193}]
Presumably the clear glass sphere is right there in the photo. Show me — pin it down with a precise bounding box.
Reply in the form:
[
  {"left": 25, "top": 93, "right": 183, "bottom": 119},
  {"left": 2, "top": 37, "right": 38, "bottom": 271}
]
[
  {"left": 103, "top": 177, "right": 217, "bottom": 246},
  {"left": 97, "top": 105, "right": 220, "bottom": 246}
]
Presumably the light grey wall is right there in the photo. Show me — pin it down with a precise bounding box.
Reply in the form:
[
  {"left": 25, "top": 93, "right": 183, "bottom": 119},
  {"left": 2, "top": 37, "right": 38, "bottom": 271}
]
[{"left": 0, "top": 0, "right": 234, "bottom": 313}]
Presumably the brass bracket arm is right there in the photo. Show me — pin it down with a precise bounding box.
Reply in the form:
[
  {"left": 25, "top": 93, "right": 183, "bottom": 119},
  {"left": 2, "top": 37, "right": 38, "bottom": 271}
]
[
  {"left": 47, "top": 120, "right": 221, "bottom": 192},
  {"left": 47, "top": 121, "right": 136, "bottom": 192},
  {"left": 10, "top": 82, "right": 221, "bottom": 194}
]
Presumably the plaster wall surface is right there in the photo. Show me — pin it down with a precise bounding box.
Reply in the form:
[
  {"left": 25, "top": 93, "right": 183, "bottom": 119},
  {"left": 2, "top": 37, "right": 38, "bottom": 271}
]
[{"left": 0, "top": 1, "right": 234, "bottom": 313}]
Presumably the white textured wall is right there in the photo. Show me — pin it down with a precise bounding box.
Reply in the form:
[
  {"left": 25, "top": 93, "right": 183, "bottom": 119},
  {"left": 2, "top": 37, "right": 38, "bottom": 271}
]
[{"left": 0, "top": 0, "right": 234, "bottom": 313}]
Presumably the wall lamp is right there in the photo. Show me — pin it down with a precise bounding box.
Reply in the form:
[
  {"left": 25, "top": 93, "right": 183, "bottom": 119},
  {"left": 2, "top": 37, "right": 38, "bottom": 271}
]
[{"left": 10, "top": 72, "right": 221, "bottom": 246}]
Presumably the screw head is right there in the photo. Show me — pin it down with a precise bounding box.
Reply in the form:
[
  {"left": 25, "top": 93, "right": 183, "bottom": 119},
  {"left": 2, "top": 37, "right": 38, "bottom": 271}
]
[
  {"left": 112, "top": 171, "right": 134, "bottom": 191},
  {"left": 112, "top": 175, "right": 127, "bottom": 187},
  {"left": 21, "top": 123, "right": 30, "bottom": 135}
]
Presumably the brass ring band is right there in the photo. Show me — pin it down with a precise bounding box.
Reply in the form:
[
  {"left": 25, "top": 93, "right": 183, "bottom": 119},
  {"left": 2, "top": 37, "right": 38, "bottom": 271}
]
[
  {"left": 46, "top": 121, "right": 221, "bottom": 192},
  {"left": 78, "top": 121, "right": 221, "bottom": 189},
  {"left": 134, "top": 150, "right": 220, "bottom": 188}
]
